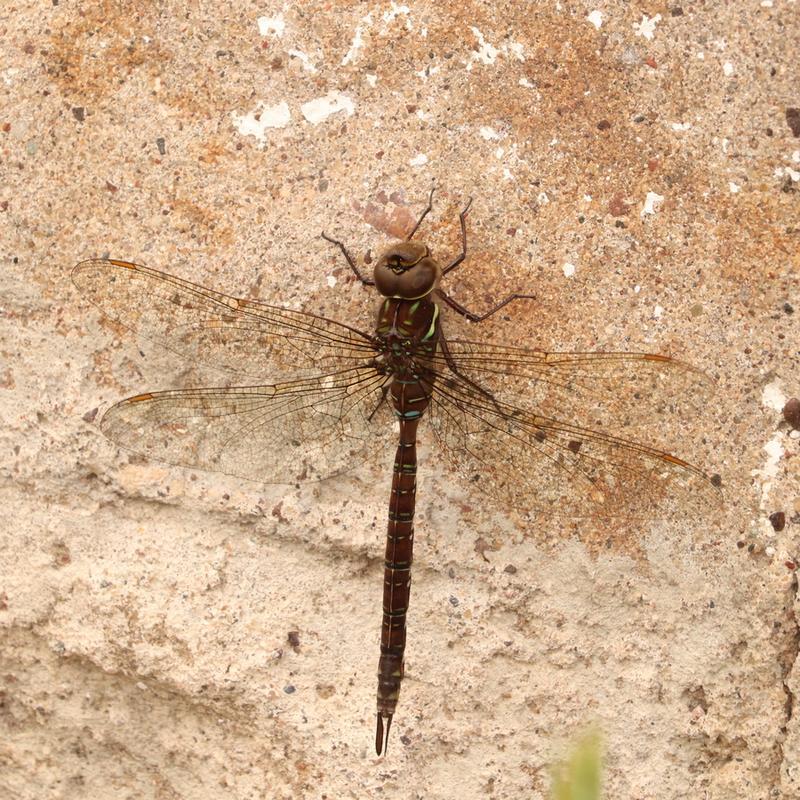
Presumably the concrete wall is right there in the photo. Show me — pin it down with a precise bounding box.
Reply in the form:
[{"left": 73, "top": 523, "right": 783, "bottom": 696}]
[{"left": 1, "top": 2, "right": 798, "bottom": 798}]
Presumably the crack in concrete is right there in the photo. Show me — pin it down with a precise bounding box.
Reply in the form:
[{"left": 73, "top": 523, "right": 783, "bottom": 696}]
[{"left": 777, "top": 570, "right": 799, "bottom": 794}]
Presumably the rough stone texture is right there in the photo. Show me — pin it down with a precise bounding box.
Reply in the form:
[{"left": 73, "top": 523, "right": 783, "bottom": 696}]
[{"left": 1, "top": 2, "right": 798, "bottom": 799}]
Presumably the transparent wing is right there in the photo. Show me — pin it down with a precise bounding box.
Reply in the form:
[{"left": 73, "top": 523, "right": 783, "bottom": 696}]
[
  {"left": 427, "top": 366, "right": 721, "bottom": 519},
  {"left": 72, "top": 259, "right": 379, "bottom": 381},
  {"left": 100, "top": 367, "right": 396, "bottom": 483},
  {"left": 431, "top": 340, "right": 714, "bottom": 437}
]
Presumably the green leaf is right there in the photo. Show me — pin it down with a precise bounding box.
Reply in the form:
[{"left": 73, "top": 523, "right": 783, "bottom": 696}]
[{"left": 550, "top": 730, "right": 603, "bottom": 800}]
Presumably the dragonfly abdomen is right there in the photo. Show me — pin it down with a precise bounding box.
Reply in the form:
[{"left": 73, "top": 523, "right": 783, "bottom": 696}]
[{"left": 376, "top": 404, "right": 424, "bottom": 755}]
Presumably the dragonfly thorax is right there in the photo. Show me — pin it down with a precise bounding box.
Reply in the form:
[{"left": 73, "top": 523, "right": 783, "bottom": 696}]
[
  {"left": 374, "top": 241, "right": 442, "bottom": 300},
  {"left": 376, "top": 294, "right": 440, "bottom": 378}
]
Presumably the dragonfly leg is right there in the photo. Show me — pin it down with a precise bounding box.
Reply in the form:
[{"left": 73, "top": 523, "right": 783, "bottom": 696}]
[
  {"left": 406, "top": 186, "right": 436, "bottom": 240},
  {"left": 437, "top": 329, "right": 505, "bottom": 417},
  {"left": 367, "top": 382, "right": 391, "bottom": 421},
  {"left": 442, "top": 196, "right": 473, "bottom": 275},
  {"left": 321, "top": 232, "right": 375, "bottom": 286},
  {"left": 437, "top": 287, "right": 536, "bottom": 323}
]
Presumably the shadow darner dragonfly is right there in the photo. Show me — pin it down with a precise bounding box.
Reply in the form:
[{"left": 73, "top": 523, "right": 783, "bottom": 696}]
[{"left": 72, "top": 192, "right": 720, "bottom": 755}]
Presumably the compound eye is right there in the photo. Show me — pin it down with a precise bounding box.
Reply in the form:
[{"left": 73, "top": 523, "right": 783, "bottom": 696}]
[{"left": 396, "top": 256, "right": 440, "bottom": 298}]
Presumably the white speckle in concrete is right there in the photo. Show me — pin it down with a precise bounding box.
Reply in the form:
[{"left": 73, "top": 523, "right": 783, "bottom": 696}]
[
  {"left": 752, "top": 433, "right": 785, "bottom": 509},
  {"left": 723, "top": 61, "right": 735, "bottom": 76},
  {"left": 343, "top": 5, "right": 413, "bottom": 68},
  {"left": 762, "top": 380, "right": 787, "bottom": 412},
  {"left": 383, "top": 2, "right": 411, "bottom": 25},
  {"left": 762, "top": 436, "right": 785, "bottom": 476},
  {"left": 466, "top": 26, "right": 526, "bottom": 70},
  {"left": 671, "top": 121, "right": 692, "bottom": 131},
  {"left": 366, "top": 74, "right": 377, "bottom": 87},
  {"left": 775, "top": 166, "right": 800, "bottom": 182},
  {"left": 641, "top": 191, "right": 664, "bottom": 215},
  {"left": 538, "top": 191, "right": 550, "bottom": 204},
  {"left": 519, "top": 77, "right": 535, "bottom": 89},
  {"left": 410, "top": 153, "right": 428, "bottom": 166},
  {"left": 341, "top": 12, "right": 372, "bottom": 65},
  {"left": 508, "top": 41, "right": 525, "bottom": 61},
  {"left": 563, "top": 262, "right": 576, "bottom": 278},
  {"left": 415, "top": 65, "right": 440, "bottom": 81},
  {"left": 301, "top": 92, "right": 355, "bottom": 124},
  {"left": 729, "top": 181, "right": 741, "bottom": 193},
  {"left": 231, "top": 101, "right": 291, "bottom": 144},
  {"left": 587, "top": 10, "right": 603, "bottom": 29},
  {"left": 288, "top": 49, "right": 317, "bottom": 73},
  {"left": 479, "top": 127, "right": 501, "bottom": 140},
  {"left": 327, "top": 275, "right": 337, "bottom": 288},
  {"left": 257, "top": 15, "right": 285, "bottom": 37},
  {"left": 653, "top": 304, "right": 664, "bottom": 318},
  {"left": 633, "top": 14, "right": 661, "bottom": 40},
  {"left": 792, "top": 150, "right": 800, "bottom": 163},
  {"left": 467, "top": 27, "right": 499, "bottom": 69}
]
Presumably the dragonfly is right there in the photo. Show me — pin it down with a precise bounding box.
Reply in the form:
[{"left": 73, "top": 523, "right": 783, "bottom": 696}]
[{"left": 72, "top": 191, "right": 721, "bottom": 756}]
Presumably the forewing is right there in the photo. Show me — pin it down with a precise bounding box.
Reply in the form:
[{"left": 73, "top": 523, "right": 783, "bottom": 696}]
[
  {"left": 427, "top": 373, "right": 721, "bottom": 519},
  {"left": 72, "top": 259, "right": 378, "bottom": 380},
  {"left": 100, "top": 367, "right": 395, "bottom": 483},
  {"left": 432, "top": 341, "right": 714, "bottom": 437}
]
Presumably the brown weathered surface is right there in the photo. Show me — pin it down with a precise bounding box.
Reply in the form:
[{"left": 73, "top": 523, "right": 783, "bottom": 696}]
[{"left": 1, "top": 2, "right": 798, "bottom": 798}]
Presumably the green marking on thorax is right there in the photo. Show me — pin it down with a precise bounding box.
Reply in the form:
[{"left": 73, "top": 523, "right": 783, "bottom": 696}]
[{"left": 422, "top": 303, "right": 440, "bottom": 341}]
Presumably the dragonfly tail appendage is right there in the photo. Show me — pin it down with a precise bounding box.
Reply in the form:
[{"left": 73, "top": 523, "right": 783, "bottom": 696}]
[{"left": 375, "top": 712, "right": 393, "bottom": 756}]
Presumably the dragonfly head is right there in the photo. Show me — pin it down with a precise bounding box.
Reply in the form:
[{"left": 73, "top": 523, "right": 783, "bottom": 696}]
[{"left": 374, "top": 241, "right": 441, "bottom": 300}]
